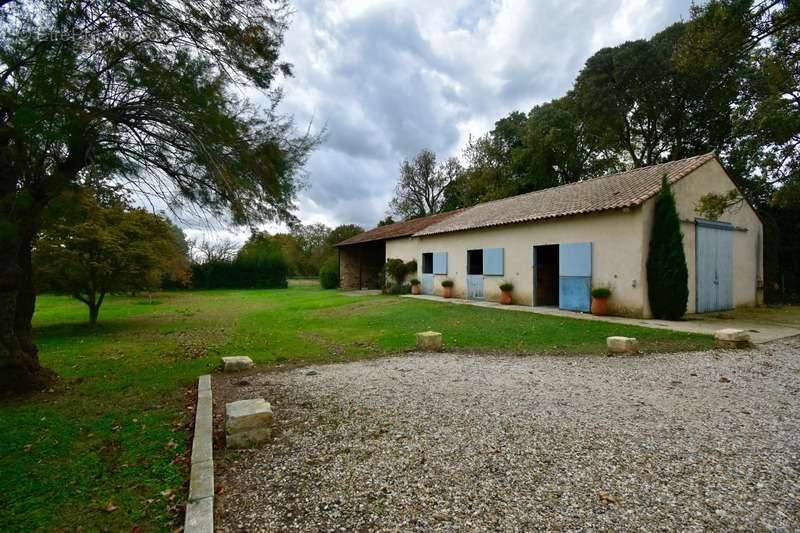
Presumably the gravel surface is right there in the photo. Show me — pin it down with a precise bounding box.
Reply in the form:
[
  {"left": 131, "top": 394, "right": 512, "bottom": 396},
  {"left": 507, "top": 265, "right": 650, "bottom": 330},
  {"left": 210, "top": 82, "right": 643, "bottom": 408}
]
[{"left": 215, "top": 339, "right": 800, "bottom": 531}]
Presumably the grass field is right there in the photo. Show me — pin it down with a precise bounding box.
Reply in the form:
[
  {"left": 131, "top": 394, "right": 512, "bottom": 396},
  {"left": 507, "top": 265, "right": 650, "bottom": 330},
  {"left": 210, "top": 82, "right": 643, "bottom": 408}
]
[{"left": 0, "top": 287, "right": 714, "bottom": 531}]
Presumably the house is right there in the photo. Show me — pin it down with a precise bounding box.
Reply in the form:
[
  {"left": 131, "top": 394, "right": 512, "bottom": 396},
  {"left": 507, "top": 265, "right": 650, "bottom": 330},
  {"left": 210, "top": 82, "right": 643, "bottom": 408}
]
[{"left": 336, "top": 153, "right": 763, "bottom": 318}]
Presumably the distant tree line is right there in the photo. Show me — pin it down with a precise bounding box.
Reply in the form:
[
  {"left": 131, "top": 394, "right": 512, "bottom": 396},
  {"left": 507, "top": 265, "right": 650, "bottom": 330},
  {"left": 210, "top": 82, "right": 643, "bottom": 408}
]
[
  {"left": 189, "top": 223, "right": 363, "bottom": 289},
  {"left": 387, "top": 0, "right": 799, "bottom": 301}
]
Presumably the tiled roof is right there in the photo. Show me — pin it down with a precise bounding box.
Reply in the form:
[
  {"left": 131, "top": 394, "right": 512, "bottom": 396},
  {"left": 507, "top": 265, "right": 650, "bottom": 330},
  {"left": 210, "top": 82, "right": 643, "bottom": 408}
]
[
  {"left": 414, "top": 153, "right": 716, "bottom": 237},
  {"left": 335, "top": 209, "right": 463, "bottom": 246}
]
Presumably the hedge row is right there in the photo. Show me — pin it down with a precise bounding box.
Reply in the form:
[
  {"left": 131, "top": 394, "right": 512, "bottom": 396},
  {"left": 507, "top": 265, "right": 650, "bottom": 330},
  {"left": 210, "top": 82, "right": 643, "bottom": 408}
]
[{"left": 191, "top": 256, "right": 288, "bottom": 289}]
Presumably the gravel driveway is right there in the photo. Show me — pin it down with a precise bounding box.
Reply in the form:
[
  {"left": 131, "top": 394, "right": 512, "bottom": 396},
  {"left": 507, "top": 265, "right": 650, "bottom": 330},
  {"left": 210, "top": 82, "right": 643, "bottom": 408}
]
[{"left": 215, "top": 338, "right": 800, "bottom": 531}]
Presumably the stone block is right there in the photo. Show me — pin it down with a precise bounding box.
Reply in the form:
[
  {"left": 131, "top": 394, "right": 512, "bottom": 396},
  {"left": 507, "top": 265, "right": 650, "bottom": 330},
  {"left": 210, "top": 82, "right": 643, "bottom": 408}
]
[
  {"left": 184, "top": 495, "right": 213, "bottom": 533},
  {"left": 226, "top": 399, "right": 273, "bottom": 448},
  {"left": 188, "top": 459, "right": 214, "bottom": 501},
  {"left": 607, "top": 336, "right": 639, "bottom": 354},
  {"left": 222, "top": 356, "right": 253, "bottom": 373},
  {"left": 416, "top": 331, "right": 443, "bottom": 351},
  {"left": 714, "top": 328, "right": 751, "bottom": 348}
]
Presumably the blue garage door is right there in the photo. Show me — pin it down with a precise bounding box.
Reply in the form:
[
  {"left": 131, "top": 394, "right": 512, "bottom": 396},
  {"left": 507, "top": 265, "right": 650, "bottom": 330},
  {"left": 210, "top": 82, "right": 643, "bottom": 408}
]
[
  {"left": 559, "top": 243, "right": 592, "bottom": 312},
  {"left": 696, "top": 220, "right": 733, "bottom": 313}
]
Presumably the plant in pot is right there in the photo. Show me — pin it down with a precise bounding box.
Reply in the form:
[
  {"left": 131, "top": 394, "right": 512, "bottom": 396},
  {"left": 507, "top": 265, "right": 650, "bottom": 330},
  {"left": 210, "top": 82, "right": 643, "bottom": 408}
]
[
  {"left": 410, "top": 278, "right": 421, "bottom": 295},
  {"left": 590, "top": 287, "right": 612, "bottom": 316},
  {"left": 499, "top": 281, "right": 514, "bottom": 304},
  {"left": 441, "top": 279, "right": 454, "bottom": 298}
]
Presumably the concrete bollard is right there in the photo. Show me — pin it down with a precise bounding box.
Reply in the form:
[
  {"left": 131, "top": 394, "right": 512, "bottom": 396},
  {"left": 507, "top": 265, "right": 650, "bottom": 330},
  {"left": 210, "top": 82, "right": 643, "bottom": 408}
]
[
  {"left": 714, "top": 328, "right": 751, "bottom": 349},
  {"left": 606, "top": 336, "right": 639, "bottom": 355},
  {"left": 416, "top": 331, "right": 443, "bottom": 352},
  {"left": 221, "top": 356, "right": 254, "bottom": 373},
  {"left": 225, "top": 398, "right": 273, "bottom": 449}
]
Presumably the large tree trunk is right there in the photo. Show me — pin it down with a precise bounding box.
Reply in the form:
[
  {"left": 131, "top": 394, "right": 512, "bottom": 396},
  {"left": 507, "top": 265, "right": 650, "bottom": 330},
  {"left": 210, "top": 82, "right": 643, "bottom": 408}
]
[{"left": 0, "top": 222, "right": 54, "bottom": 394}]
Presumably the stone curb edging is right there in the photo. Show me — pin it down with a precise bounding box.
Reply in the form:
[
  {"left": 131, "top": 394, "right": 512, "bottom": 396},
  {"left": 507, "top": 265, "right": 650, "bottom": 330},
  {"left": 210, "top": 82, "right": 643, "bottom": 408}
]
[{"left": 185, "top": 374, "right": 214, "bottom": 533}]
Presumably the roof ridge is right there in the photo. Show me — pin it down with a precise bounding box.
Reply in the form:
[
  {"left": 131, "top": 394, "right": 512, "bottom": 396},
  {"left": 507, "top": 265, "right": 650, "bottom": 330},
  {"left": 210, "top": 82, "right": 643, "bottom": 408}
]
[{"left": 412, "top": 152, "right": 717, "bottom": 237}]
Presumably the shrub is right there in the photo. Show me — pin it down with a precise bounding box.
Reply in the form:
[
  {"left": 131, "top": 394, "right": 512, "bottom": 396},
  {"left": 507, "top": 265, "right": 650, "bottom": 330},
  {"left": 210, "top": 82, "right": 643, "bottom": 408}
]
[
  {"left": 319, "top": 257, "right": 339, "bottom": 289},
  {"left": 409, "top": 278, "right": 421, "bottom": 286},
  {"left": 647, "top": 177, "right": 688, "bottom": 319},
  {"left": 383, "top": 258, "right": 417, "bottom": 284},
  {"left": 499, "top": 281, "right": 514, "bottom": 291},
  {"left": 441, "top": 279, "right": 454, "bottom": 288},
  {"left": 387, "top": 282, "right": 411, "bottom": 295},
  {"left": 591, "top": 287, "right": 611, "bottom": 298}
]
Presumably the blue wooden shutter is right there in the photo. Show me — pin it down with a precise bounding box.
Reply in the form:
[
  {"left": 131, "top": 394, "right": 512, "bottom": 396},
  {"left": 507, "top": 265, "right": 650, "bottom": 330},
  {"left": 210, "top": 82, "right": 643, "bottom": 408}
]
[
  {"left": 559, "top": 243, "right": 592, "bottom": 312},
  {"left": 482, "top": 248, "right": 504, "bottom": 276},
  {"left": 432, "top": 252, "right": 448, "bottom": 275}
]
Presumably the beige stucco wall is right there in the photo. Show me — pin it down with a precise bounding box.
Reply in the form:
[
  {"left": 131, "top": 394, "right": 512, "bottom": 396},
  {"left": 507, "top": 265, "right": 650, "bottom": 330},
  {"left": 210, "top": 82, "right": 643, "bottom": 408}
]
[
  {"left": 408, "top": 208, "right": 649, "bottom": 314},
  {"left": 385, "top": 236, "right": 420, "bottom": 281},
  {"left": 639, "top": 158, "right": 763, "bottom": 316}
]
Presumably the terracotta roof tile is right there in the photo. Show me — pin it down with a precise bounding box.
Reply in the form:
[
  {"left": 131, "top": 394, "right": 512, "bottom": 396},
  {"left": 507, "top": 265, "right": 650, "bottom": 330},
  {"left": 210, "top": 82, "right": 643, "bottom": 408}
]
[
  {"left": 335, "top": 209, "right": 463, "bottom": 246},
  {"left": 414, "top": 153, "right": 716, "bottom": 237}
]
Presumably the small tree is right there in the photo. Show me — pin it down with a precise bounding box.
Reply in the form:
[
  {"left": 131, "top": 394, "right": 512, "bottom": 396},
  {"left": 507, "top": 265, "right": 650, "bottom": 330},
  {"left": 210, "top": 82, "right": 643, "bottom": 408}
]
[
  {"left": 35, "top": 194, "right": 190, "bottom": 327},
  {"left": 647, "top": 177, "right": 689, "bottom": 319}
]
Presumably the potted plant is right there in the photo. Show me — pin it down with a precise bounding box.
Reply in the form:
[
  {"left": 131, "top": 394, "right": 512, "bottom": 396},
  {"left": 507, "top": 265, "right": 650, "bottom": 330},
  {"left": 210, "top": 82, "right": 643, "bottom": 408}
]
[
  {"left": 499, "top": 281, "right": 514, "bottom": 304},
  {"left": 410, "top": 278, "right": 421, "bottom": 295},
  {"left": 441, "top": 279, "right": 454, "bottom": 298},
  {"left": 590, "top": 287, "right": 612, "bottom": 316}
]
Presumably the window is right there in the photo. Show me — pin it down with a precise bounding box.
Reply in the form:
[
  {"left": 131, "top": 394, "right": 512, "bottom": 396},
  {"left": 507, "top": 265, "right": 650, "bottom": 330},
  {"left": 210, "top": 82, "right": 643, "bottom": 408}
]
[
  {"left": 467, "top": 249, "right": 483, "bottom": 275},
  {"left": 422, "top": 253, "right": 433, "bottom": 274}
]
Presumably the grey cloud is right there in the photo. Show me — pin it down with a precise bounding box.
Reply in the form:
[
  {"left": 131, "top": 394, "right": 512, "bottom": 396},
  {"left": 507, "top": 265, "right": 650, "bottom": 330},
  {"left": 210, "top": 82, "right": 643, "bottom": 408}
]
[{"left": 263, "top": 0, "right": 696, "bottom": 232}]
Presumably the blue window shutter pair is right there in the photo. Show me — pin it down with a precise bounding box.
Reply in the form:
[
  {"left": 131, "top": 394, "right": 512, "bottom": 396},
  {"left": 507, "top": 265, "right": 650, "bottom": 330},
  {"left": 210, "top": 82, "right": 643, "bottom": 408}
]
[
  {"left": 432, "top": 252, "right": 448, "bottom": 274},
  {"left": 483, "top": 248, "right": 504, "bottom": 276}
]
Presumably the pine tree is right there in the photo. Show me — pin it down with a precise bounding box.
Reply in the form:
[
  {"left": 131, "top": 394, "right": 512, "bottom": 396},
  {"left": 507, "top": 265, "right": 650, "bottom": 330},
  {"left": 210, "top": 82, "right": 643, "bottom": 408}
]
[{"left": 647, "top": 177, "right": 689, "bottom": 319}]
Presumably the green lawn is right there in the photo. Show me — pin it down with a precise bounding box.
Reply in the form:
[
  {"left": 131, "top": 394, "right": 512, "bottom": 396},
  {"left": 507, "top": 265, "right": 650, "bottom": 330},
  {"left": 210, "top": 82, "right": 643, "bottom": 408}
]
[{"left": 0, "top": 287, "right": 713, "bottom": 531}]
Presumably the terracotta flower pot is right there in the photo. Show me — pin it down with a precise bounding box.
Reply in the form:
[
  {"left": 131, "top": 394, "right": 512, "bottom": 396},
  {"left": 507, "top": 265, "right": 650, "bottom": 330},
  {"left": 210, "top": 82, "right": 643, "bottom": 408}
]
[
  {"left": 500, "top": 289, "right": 513, "bottom": 305},
  {"left": 411, "top": 284, "right": 421, "bottom": 295},
  {"left": 591, "top": 296, "right": 609, "bottom": 315},
  {"left": 442, "top": 286, "right": 452, "bottom": 298}
]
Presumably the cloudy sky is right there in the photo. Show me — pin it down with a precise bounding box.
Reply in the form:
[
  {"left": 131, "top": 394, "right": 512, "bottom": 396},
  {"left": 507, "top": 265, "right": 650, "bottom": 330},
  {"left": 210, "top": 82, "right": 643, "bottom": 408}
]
[{"left": 186, "top": 0, "right": 694, "bottom": 243}]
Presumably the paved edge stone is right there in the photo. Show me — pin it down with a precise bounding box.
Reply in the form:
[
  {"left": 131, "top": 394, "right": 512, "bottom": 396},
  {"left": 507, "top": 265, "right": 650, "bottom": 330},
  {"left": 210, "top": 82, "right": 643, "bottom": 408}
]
[{"left": 185, "top": 374, "right": 214, "bottom": 533}]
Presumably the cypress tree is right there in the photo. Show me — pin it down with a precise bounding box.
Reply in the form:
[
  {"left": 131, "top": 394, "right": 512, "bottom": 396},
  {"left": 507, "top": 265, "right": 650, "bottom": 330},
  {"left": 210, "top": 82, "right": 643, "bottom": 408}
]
[{"left": 647, "top": 176, "right": 689, "bottom": 319}]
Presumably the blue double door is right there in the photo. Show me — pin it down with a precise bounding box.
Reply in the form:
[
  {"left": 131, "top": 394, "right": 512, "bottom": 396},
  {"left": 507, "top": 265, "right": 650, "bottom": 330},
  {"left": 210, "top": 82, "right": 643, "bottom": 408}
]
[
  {"left": 696, "top": 220, "right": 733, "bottom": 312},
  {"left": 533, "top": 242, "right": 592, "bottom": 312}
]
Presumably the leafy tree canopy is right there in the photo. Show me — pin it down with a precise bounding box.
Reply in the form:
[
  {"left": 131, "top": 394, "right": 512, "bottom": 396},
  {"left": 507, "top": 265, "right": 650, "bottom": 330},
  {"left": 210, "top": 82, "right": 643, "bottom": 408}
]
[
  {"left": 389, "top": 149, "right": 461, "bottom": 220},
  {"left": 326, "top": 224, "right": 364, "bottom": 247},
  {"left": 1, "top": 0, "right": 318, "bottom": 388},
  {"left": 34, "top": 191, "right": 190, "bottom": 326}
]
